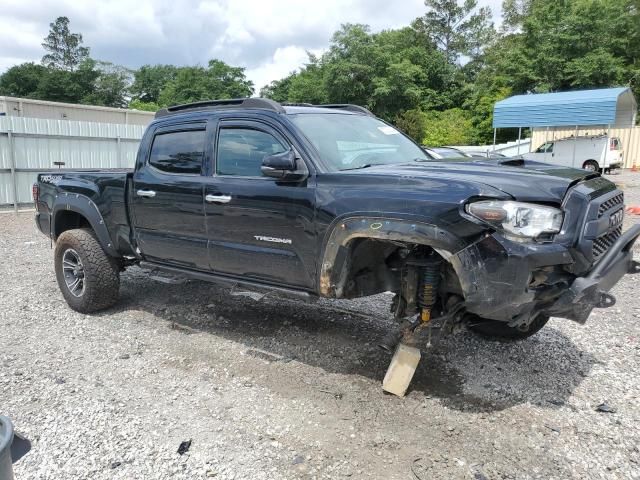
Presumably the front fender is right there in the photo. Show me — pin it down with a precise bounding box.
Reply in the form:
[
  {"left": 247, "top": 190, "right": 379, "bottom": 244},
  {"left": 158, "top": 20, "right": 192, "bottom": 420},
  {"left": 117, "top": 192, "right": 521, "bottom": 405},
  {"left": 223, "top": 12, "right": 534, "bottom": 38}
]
[
  {"left": 51, "top": 192, "right": 120, "bottom": 257},
  {"left": 318, "top": 216, "right": 467, "bottom": 297}
]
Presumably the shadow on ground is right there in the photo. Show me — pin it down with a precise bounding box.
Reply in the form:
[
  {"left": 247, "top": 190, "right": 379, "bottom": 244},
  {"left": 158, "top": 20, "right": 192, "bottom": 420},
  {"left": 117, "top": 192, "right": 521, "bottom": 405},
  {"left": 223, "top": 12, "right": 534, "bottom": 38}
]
[{"left": 101, "top": 269, "right": 597, "bottom": 413}]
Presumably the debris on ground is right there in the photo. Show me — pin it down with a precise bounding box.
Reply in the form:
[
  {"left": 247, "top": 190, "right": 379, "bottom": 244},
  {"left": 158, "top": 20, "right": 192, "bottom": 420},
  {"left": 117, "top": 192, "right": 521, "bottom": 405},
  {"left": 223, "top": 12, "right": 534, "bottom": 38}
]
[
  {"left": 177, "top": 439, "right": 192, "bottom": 455},
  {"left": 595, "top": 403, "right": 616, "bottom": 414}
]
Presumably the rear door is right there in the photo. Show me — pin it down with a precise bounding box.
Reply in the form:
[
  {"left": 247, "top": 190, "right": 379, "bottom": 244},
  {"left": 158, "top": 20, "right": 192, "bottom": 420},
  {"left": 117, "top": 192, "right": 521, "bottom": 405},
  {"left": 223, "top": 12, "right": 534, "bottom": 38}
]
[
  {"left": 131, "top": 121, "right": 211, "bottom": 269},
  {"left": 204, "top": 118, "right": 317, "bottom": 289}
]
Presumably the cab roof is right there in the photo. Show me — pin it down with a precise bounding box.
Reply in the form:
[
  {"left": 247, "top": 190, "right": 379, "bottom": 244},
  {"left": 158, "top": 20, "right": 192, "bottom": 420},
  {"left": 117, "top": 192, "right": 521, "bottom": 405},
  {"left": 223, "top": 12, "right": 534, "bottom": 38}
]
[{"left": 154, "top": 98, "right": 372, "bottom": 119}]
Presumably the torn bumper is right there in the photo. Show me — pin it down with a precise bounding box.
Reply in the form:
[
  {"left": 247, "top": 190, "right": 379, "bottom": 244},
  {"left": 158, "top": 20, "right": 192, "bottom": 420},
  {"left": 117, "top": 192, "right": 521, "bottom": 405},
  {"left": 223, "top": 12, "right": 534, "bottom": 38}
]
[
  {"left": 547, "top": 224, "right": 640, "bottom": 322},
  {"left": 451, "top": 225, "right": 640, "bottom": 324}
]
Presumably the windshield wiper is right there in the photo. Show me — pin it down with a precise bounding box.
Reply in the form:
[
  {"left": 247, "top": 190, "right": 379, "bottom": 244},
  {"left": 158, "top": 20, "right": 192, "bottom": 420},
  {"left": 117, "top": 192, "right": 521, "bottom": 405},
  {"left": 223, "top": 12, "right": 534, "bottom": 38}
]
[{"left": 340, "top": 163, "right": 384, "bottom": 171}]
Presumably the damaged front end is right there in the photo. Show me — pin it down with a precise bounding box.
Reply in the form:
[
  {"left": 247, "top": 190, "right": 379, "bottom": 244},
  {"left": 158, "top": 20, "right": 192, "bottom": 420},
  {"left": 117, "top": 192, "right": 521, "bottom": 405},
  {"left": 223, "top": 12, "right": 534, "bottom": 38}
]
[{"left": 319, "top": 178, "right": 640, "bottom": 340}]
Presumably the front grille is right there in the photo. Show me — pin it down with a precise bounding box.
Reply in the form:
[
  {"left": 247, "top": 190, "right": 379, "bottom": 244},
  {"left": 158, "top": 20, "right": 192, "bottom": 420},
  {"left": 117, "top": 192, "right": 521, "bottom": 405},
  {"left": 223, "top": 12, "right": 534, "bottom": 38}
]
[
  {"left": 590, "top": 190, "right": 624, "bottom": 263},
  {"left": 598, "top": 193, "right": 624, "bottom": 217},
  {"left": 592, "top": 225, "right": 622, "bottom": 261}
]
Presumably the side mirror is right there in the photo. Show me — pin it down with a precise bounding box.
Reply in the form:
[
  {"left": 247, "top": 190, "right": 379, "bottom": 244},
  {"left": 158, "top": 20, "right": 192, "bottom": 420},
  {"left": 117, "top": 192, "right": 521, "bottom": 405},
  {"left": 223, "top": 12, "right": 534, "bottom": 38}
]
[{"left": 261, "top": 149, "right": 308, "bottom": 182}]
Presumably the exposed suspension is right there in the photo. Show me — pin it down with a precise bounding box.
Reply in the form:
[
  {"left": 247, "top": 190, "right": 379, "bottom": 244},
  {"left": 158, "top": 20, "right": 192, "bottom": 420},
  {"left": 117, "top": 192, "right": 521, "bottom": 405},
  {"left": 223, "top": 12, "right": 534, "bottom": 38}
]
[{"left": 418, "top": 254, "right": 441, "bottom": 324}]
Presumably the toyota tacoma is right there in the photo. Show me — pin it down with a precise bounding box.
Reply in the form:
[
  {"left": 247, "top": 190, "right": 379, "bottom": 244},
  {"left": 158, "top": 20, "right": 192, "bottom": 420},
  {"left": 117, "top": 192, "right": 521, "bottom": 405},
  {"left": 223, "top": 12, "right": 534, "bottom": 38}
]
[{"left": 34, "top": 98, "right": 640, "bottom": 343}]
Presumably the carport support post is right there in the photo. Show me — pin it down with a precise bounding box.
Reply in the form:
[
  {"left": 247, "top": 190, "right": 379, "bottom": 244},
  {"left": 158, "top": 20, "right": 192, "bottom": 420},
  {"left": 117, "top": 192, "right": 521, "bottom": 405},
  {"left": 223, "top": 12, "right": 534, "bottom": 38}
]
[
  {"left": 8, "top": 129, "right": 18, "bottom": 214},
  {"left": 572, "top": 126, "right": 578, "bottom": 168},
  {"left": 517, "top": 127, "right": 522, "bottom": 155},
  {"left": 544, "top": 126, "right": 549, "bottom": 162},
  {"left": 492, "top": 129, "right": 497, "bottom": 151}
]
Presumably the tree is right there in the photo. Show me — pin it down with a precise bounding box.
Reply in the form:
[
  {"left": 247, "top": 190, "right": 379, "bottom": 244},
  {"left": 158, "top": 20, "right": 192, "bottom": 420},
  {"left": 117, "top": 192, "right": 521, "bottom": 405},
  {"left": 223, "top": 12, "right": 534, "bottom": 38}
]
[
  {"left": 286, "top": 55, "right": 330, "bottom": 104},
  {"left": 422, "top": 108, "right": 473, "bottom": 146},
  {"left": 83, "top": 62, "right": 133, "bottom": 108},
  {"left": 157, "top": 60, "right": 254, "bottom": 106},
  {"left": 41, "top": 17, "right": 90, "bottom": 71},
  {"left": 0, "top": 63, "right": 48, "bottom": 97},
  {"left": 130, "top": 65, "right": 178, "bottom": 103},
  {"left": 481, "top": 0, "right": 640, "bottom": 95},
  {"left": 128, "top": 99, "right": 160, "bottom": 112},
  {"left": 322, "top": 24, "right": 377, "bottom": 107},
  {"left": 33, "top": 59, "right": 99, "bottom": 104},
  {"left": 260, "top": 74, "right": 295, "bottom": 102},
  {"left": 412, "top": 0, "right": 495, "bottom": 63},
  {"left": 395, "top": 109, "right": 429, "bottom": 142}
]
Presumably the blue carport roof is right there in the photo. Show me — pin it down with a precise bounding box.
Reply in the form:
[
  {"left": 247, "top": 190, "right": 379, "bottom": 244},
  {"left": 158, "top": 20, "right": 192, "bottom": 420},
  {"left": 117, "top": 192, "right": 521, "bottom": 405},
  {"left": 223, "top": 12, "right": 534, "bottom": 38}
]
[{"left": 493, "top": 87, "right": 637, "bottom": 128}]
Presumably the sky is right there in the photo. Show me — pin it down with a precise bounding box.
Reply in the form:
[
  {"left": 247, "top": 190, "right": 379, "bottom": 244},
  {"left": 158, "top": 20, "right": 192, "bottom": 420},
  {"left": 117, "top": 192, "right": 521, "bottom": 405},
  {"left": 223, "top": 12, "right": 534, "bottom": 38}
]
[{"left": 0, "top": 0, "right": 503, "bottom": 92}]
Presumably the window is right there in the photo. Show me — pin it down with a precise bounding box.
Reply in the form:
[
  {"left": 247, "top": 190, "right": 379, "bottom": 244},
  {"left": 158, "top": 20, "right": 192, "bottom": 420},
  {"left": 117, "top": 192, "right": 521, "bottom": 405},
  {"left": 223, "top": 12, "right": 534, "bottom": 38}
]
[
  {"left": 217, "top": 128, "right": 287, "bottom": 176},
  {"left": 149, "top": 130, "right": 205, "bottom": 175},
  {"left": 535, "top": 142, "right": 553, "bottom": 154}
]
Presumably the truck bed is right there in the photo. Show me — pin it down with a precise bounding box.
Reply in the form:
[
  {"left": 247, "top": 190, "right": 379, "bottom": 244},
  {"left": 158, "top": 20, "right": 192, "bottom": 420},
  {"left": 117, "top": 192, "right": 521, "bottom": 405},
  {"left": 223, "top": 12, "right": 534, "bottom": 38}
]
[{"left": 35, "top": 170, "right": 135, "bottom": 255}]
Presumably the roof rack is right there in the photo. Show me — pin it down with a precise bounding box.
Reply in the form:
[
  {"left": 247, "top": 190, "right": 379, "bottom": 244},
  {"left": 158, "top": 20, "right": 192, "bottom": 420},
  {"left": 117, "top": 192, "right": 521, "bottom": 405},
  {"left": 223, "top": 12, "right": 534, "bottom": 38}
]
[
  {"left": 281, "top": 102, "right": 314, "bottom": 107},
  {"left": 316, "top": 104, "right": 374, "bottom": 116},
  {"left": 155, "top": 98, "right": 285, "bottom": 118}
]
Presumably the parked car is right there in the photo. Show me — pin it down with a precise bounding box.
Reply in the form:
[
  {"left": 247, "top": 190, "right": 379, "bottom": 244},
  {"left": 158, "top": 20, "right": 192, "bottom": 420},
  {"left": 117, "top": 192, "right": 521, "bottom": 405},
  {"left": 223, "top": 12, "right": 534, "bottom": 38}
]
[
  {"left": 465, "top": 150, "right": 508, "bottom": 158},
  {"left": 524, "top": 134, "right": 623, "bottom": 172},
  {"left": 422, "top": 146, "right": 472, "bottom": 159},
  {"left": 34, "top": 98, "right": 640, "bottom": 345}
]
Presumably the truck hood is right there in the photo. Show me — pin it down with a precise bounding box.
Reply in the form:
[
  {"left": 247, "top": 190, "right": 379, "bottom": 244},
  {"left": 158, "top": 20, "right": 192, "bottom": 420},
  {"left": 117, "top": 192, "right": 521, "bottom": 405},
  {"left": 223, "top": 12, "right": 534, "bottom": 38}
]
[{"left": 344, "top": 157, "right": 597, "bottom": 202}]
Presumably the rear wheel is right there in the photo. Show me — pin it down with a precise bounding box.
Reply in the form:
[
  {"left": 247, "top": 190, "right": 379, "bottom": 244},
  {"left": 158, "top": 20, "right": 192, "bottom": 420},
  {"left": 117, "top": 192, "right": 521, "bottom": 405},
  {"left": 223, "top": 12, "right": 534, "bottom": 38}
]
[
  {"left": 582, "top": 160, "right": 599, "bottom": 172},
  {"left": 467, "top": 314, "right": 549, "bottom": 341},
  {"left": 54, "top": 229, "right": 120, "bottom": 313}
]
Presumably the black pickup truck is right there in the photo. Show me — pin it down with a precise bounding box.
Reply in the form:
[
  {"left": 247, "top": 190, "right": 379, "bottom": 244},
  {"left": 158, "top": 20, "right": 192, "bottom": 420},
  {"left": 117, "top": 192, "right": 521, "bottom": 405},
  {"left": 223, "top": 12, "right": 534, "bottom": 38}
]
[{"left": 34, "top": 98, "right": 640, "bottom": 343}]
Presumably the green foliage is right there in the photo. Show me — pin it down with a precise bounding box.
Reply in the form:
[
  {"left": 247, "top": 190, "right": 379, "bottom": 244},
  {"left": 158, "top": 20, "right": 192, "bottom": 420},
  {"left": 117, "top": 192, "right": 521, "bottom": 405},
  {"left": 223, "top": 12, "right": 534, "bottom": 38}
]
[
  {"left": 157, "top": 60, "right": 254, "bottom": 106},
  {"left": 82, "top": 62, "right": 133, "bottom": 108},
  {"left": 261, "top": 24, "right": 453, "bottom": 121},
  {"left": 485, "top": 0, "right": 639, "bottom": 95},
  {"left": 395, "top": 109, "right": 429, "bottom": 142},
  {"left": 412, "top": 0, "right": 495, "bottom": 62},
  {"left": 422, "top": 108, "right": 473, "bottom": 146},
  {"left": 130, "top": 65, "right": 178, "bottom": 103},
  {"left": 2, "top": 3, "right": 640, "bottom": 140},
  {"left": 0, "top": 63, "right": 48, "bottom": 97},
  {"left": 41, "top": 16, "right": 90, "bottom": 71},
  {"left": 260, "top": 75, "right": 295, "bottom": 102},
  {"left": 128, "top": 99, "right": 160, "bottom": 112}
]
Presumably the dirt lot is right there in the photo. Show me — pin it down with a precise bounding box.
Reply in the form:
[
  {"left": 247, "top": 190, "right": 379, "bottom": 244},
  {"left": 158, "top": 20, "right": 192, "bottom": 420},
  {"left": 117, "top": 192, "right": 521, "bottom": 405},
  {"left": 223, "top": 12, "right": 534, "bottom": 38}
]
[{"left": 2, "top": 171, "right": 640, "bottom": 480}]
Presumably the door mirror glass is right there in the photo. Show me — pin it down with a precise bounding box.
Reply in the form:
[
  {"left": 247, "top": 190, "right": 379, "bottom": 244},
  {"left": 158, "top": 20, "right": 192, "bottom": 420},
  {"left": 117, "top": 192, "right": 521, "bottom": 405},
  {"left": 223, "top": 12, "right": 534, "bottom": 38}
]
[{"left": 261, "top": 149, "right": 308, "bottom": 181}]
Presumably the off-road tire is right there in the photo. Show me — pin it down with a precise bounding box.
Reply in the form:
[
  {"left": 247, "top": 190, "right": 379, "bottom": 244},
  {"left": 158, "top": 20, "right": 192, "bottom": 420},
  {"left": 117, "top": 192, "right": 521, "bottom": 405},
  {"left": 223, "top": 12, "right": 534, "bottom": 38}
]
[
  {"left": 582, "top": 160, "right": 599, "bottom": 172},
  {"left": 467, "top": 314, "right": 549, "bottom": 341},
  {"left": 54, "top": 228, "right": 120, "bottom": 313}
]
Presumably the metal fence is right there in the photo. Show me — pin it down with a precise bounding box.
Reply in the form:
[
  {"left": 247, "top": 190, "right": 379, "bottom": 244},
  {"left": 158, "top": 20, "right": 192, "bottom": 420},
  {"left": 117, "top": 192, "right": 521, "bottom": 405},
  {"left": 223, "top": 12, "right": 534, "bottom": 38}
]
[
  {"left": 0, "top": 116, "right": 145, "bottom": 210},
  {"left": 531, "top": 125, "right": 640, "bottom": 168}
]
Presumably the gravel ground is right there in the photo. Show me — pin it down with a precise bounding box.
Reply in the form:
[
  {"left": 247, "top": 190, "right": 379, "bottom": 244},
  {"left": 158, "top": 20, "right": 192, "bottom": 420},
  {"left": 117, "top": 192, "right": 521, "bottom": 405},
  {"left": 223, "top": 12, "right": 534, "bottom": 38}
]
[{"left": 2, "top": 171, "right": 640, "bottom": 480}]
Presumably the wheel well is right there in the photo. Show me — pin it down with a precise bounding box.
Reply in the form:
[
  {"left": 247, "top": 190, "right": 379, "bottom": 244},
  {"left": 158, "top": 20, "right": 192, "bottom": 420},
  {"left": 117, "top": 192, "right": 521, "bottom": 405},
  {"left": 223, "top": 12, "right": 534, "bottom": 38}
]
[
  {"left": 54, "top": 210, "right": 92, "bottom": 239},
  {"left": 337, "top": 238, "right": 462, "bottom": 302}
]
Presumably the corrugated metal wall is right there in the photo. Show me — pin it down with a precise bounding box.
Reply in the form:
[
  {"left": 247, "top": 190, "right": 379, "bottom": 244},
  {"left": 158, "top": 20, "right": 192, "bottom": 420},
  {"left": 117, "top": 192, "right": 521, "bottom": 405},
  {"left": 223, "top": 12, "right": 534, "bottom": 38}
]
[
  {"left": 531, "top": 126, "right": 640, "bottom": 168},
  {"left": 0, "top": 96, "right": 155, "bottom": 126},
  {"left": 0, "top": 116, "right": 145, "bottom": 207}
]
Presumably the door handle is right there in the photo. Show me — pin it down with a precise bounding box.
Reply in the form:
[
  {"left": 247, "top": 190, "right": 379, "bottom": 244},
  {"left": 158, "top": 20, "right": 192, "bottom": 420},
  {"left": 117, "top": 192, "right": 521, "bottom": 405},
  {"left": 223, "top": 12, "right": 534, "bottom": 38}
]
[
  {"left": 205, "top": 194, "right": 232, "bottom": 204},
  {"left": 136, "top": 189, "right": 156, "bottom": 198}
]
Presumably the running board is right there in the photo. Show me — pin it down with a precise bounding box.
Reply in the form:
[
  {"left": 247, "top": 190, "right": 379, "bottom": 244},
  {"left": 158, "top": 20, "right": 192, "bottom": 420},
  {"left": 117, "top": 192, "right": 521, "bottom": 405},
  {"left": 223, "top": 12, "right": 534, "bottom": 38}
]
[{"left": 139, "top": 261, "right": 316, "bottom": 302}]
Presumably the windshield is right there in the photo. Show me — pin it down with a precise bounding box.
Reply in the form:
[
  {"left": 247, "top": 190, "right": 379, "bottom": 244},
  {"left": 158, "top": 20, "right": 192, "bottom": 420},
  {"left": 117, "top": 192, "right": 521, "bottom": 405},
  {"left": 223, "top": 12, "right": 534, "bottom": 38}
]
[{"left": 288, "top": 113, "right": 429, "bottom": 171}]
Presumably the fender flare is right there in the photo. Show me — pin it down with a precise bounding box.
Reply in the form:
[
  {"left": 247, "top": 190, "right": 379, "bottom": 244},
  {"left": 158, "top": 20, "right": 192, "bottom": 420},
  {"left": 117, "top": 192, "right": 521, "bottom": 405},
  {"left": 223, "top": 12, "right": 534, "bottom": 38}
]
[
  {"left": 51, "top": 192, "right": 120, "bottom": 257},
  {"left": 318, "top": 216, "right": 467, "bottom": 297}
]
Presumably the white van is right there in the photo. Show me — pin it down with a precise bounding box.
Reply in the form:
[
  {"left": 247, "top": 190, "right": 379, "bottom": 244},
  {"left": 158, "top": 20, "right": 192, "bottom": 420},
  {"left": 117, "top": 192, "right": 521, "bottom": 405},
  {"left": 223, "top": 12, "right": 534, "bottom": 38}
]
[{"left": 524, "top": 135, "right": 623, "bottom": 172}]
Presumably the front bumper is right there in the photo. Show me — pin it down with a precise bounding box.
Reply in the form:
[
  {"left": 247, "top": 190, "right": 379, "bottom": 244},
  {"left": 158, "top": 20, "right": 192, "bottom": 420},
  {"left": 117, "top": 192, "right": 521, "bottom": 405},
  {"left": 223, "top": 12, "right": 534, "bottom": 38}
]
[
  {"left": 450, "top": 225, "right": 640, "bottom": 325},
  {"left": 547, "top": 224, "right": 640, "bottom": 322}
]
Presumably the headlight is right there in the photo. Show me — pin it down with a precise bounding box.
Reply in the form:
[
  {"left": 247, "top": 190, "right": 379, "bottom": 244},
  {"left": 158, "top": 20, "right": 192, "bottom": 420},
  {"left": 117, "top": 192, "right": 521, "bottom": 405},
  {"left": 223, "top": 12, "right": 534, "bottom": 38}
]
[{"left": 466, "top": 200, "right": 563, "bottom": 241}]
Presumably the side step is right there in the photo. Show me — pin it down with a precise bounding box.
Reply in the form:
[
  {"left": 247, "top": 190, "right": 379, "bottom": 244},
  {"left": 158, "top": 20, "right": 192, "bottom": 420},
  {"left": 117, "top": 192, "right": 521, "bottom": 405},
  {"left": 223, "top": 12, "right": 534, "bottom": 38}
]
[{"left": 138, "top": 261, "right": 316, "bottom": 302}]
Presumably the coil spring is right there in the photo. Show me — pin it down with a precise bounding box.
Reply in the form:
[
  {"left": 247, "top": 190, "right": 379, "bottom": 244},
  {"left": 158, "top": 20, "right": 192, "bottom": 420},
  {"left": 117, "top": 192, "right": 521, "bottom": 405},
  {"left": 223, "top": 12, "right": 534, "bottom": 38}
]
[{"left": 419, "top": 260, "right": 441, "bottom": 310}]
